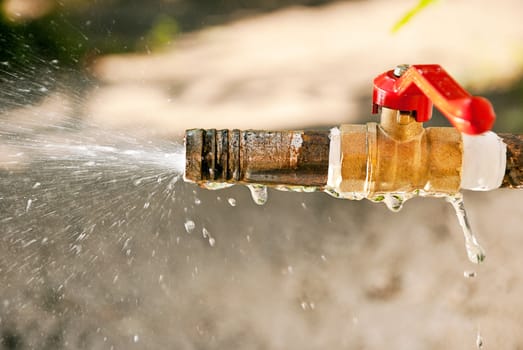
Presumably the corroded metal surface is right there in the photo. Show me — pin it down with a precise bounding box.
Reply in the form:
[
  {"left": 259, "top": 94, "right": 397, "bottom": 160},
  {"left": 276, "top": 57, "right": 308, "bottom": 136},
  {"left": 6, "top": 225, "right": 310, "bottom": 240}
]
[
  {"left": 184, "top": 129, "right": 203, "bottom": 182},
  {"left": 500, "top": 133, "right": 523, "bottom": 188},
  {"left": 185, "top": 129, "right": 330, "bottom": 187}
]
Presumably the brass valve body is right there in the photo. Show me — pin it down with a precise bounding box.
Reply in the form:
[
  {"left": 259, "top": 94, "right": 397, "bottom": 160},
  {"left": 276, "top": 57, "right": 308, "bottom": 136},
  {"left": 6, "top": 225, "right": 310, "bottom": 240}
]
[{"left": 339, "top": 113, "right": 462, "bottom": 195}]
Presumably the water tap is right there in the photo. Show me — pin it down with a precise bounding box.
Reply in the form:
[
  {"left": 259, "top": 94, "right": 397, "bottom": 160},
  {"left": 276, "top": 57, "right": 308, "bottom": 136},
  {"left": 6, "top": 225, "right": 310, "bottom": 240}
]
[{"left": 184, "top": 64, "right": 516, "bottom": 198}]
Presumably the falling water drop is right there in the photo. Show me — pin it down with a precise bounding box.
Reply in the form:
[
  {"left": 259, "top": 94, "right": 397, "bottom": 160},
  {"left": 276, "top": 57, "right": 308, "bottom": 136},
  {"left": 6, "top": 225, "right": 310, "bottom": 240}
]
[
  {"left": 247, "top": 184, "right": 268, "bottom": 205},
  {"left": 184, "top": 220, "right": 195, "bottom": 234},
  {"left": 26, "top": 199, "right": 33, "bottom": 212},
  {"left": 227, "top": 198, "right": 237, "bottom": 207},
  {"left": 476, "top": 330, "right": 483, "bottom": 348},
  {"left": 202, "top": 227, "right": 215, "bottom": 247},
  {"left": 446, "top": 194, "right": 486, "bottom": 264},
  {"left": 464, "top": 270, "right": 476, "bottom": 278}
]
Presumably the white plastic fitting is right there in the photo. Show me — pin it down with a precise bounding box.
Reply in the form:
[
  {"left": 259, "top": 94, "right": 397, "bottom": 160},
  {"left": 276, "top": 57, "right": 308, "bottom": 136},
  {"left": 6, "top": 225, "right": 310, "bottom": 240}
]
[{"left": 461, "top": 131, "right": 507, "bottom": 191}]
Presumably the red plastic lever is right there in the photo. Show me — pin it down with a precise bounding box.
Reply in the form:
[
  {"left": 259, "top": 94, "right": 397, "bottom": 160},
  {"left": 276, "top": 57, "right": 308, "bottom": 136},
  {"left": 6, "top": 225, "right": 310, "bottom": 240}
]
[{"left": 372, "top": 64, "right": 495, "bottom": 135}]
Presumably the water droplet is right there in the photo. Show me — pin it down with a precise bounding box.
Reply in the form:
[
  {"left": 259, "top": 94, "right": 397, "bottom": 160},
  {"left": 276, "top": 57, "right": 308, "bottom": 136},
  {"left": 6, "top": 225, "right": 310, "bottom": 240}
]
[
  {"left": 184, "top": 220, "right": 195, "bottom": 233},
  {"left": 247, "top": 184, "right": 268, "bottom": 205},
  {"left": 133, "top": 335, "right": 139, "bottom": 343},
  {"left": 274, "top": 185, "right": 318, "bottom": 192},
  {"left": 383, "top": 194, "right": 405, "bottom": 212},
  {"left": 446, "top": 194, "right": 486, "bottom": 264},
  {"left": 464, "top": 270, "right": 476, "bottom": 278},
  {"left": 71, "top": 244, "right": 82, "bottom": 254},
  {"left": 194, "top": 197, "right": 201, "bottom": 205},
  {"left": 143, "top": 202, "right": 150, "bottom": 209},
  {"left": 300, "top": 301, "right": 315, "bottom": 310},
  {"left": 227, "top": 198, "right": 237, "bottom": 207},
  {"left": 202, "top": 227, "right": 215, "bottom": 246},
  {"left": 476, "top": 331, "right": 483, "bottom": 348},
  {"left": 201, "top": 182, "right": 234, "bottom": 190},
  {"left": 32, "top": 182, "right": 41, "bottom": 189},
  {"left": 25, "top": 199, "right": 32, "bottom": 212}
]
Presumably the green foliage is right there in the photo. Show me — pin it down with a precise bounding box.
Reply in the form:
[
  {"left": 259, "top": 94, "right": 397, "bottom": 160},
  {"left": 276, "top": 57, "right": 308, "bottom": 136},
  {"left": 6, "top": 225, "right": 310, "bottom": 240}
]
[
  {"left": 143, "top": 15, "right": 180, "bottom": 51},
  {"left": 392, "top": 0, "right": 438, "bottom": 33}
]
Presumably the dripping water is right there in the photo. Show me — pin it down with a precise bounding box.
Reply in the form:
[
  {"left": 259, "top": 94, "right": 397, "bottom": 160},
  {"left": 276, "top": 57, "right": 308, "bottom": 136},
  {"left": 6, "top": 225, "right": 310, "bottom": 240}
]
[
  {"left": 476, "top": 328, "right": 484, "bottom": 349},
  {"left": 200, "top": 178, "right": 487, "bottom": 264},
  {"left": 446, "top": 194, "right": 486, "bottom": 264},
  {"left": 247, "top": 184, "right": 268, "bottom": 205}
]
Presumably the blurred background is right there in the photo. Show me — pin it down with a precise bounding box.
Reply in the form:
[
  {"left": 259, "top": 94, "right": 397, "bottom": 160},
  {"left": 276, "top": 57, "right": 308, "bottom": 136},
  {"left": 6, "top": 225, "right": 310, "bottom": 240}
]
[{"left": 1, "top": 0, "right": 523, "bottom": 349}]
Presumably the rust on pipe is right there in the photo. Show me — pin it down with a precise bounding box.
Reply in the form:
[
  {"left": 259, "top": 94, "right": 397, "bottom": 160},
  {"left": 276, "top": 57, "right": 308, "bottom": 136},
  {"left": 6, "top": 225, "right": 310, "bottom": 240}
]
[
  {"left": 185, "top": 129, "right": 330, "bottom": 187},
  {"left": 185, "top": 128, "right": 523, "bottom": 191},
  {"left": 499, "top": 133, "right": 523, "bottom": 189}
]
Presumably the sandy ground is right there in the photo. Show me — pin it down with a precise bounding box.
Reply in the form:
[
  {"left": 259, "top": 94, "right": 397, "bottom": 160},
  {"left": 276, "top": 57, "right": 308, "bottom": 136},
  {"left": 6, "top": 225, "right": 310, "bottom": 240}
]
[{"left": 1, "top": 0, "right": 523, "bottom": 349}]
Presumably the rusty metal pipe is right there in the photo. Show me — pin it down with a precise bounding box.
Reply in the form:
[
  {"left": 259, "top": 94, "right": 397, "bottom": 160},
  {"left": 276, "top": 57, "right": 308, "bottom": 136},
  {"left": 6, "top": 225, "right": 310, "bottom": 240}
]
[
  {"left": 500, "top": 134, "right": 523, "bottom": 188},
  {"left": 185, "top": 129, "right": 330, "bottom": 187},
  {"left": 185, "top": 127, "right": 523, "bottom": 192}
]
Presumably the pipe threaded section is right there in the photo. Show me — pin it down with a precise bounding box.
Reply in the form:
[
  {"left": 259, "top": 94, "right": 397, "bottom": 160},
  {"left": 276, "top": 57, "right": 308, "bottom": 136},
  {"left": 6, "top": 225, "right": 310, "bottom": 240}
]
[{"left": 185, "top": 128, "right": 330, "bottom": 187}]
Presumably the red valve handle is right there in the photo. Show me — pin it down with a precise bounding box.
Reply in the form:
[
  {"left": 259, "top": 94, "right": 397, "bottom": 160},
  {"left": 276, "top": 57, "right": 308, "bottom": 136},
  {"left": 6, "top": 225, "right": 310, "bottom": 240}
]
[{"left": 372, "top": 64, "right": 495, "bottom": 135}]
